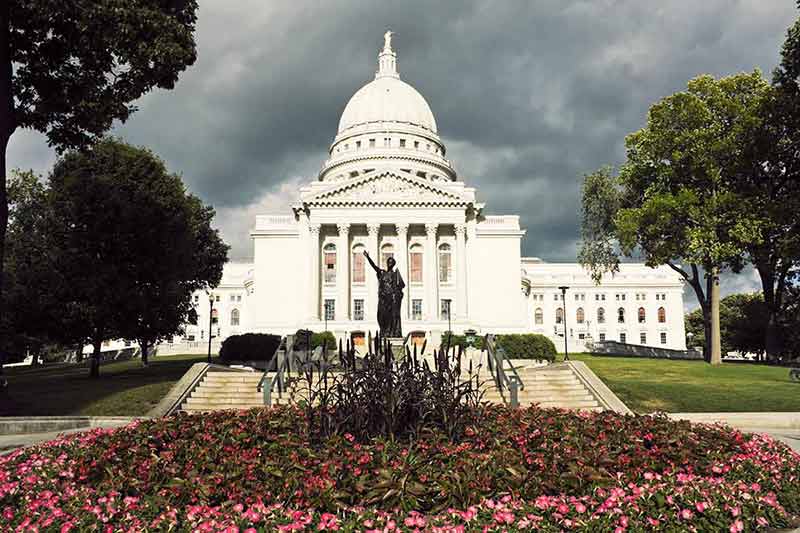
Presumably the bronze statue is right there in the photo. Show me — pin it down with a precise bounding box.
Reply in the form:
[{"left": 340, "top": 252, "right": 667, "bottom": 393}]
[{"left": 364, "top": 250, "right": 404, "bottom": 337}]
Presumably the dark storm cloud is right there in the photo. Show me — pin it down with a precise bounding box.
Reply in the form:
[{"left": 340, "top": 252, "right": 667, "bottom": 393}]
[{"left": 7, "top": 0, "right": 797, "bottom": 276}]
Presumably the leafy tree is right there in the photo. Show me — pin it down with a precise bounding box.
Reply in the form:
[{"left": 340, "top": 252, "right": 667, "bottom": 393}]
[
  {"left": 0, "top": 0, "right": 199, "bottom": 371},
  {"left": 580, "top": 73, "right": 767, "bottom": 364},
  {"left": 44, "top": 139, "right": 226, "bottom": 377},
  {"left": 684, "top": 293, "right": 769, "bottom": 358}
]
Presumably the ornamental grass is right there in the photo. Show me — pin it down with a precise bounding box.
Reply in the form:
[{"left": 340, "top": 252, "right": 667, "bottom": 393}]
[{"left": 1, "top": 405, "right": 799, "bottom": 532}]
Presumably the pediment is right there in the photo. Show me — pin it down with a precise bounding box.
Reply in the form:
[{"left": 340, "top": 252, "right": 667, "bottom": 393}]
[{"left": 302, "top": 169, "right": 471, "bottom": 207}]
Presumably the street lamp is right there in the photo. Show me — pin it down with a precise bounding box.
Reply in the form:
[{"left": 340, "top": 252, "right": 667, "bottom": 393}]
[
  {"left": 207, "top": 293, "right": 214, "bottom": 363},
  {"left": 558, "top": 286, "right": 570, "bottom": 361}
]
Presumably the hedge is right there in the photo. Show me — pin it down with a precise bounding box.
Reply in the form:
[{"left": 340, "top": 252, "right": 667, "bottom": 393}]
[
  {"left": 293, "top": 329, "right": 336, "bottom": 352},
  {"left": 440, "top": 331, "right": 484, "bottom": 350},
  {"left": 219, "top": 333, "right": 281, "bottom": 362},
  {"left": 495, "top": 333, "right": 557, "bottom": 362}
]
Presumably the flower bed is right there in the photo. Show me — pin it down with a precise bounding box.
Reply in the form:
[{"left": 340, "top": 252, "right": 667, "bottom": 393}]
[{"left": 1, "top": 406, "right": 799, "bottom": 531}]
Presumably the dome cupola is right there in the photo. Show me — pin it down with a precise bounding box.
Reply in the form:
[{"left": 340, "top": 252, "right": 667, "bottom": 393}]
[{"left": 320, "top": 31, "right": 455, "bottom": 183}]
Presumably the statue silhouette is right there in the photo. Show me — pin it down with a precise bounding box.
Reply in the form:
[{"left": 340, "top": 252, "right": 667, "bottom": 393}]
[{"left": 364, "top": 250, "right": 404, "bottom": 337}]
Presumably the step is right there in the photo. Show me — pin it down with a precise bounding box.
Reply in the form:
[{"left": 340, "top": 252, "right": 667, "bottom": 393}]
[
  {"left": 203, "top": 374, "right": 263, "bottom": 383},
  {"left": 185, "top": 397, "right": 265, "bottom": 407},
  {"left": 196, "top": 383, "right": 261, "bottom": 391},
  {"left": 525, "top": 399, "right": 600, "bottom": 409},
  {"left": 191, "top": 390, "right": 264, "bottom": 400}
]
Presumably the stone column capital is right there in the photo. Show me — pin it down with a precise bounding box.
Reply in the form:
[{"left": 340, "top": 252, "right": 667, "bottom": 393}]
[
  {"left": 337, "top": 222, "right": 350, "bottom": 235},
  {"left": 425, "top": 222, "right": 438, "bottom": 237},
  {"left": 395, "top": 223, "right": 410, "bottom": 234},
  {"left": 367, "top": 223, "right": 381, "bottom": 236}
]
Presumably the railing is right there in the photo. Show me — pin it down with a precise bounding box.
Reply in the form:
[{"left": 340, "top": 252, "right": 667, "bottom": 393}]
[
  {"left": 484, "top": 334, "right": 524, "bottom": 408},
  {"left": 259, "top": 335, "right": 295, "bottom": 406}
]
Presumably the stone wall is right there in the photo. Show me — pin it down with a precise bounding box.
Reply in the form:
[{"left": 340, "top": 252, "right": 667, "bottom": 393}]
[{"left": 590, "top": 340, "right": 703, "bottom": 360}]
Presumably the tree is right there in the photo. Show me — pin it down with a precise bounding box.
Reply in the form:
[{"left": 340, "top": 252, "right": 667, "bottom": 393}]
[
  {"left": 580, "top": 73, "right": 767, "bottom": 364},
  {"left": 44, "top": 139, "right": 226, "bottom": 377},
  {"left": 684, "top": 293, "right": 769, "bottom": 359},
  {"left": 0, "top": 0, "right": 199, "bottom": 370}
]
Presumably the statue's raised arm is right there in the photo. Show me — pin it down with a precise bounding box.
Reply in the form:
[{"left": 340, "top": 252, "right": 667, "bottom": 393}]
[{"left": 363, "top": 250, "right": 381, "bottom": 273}]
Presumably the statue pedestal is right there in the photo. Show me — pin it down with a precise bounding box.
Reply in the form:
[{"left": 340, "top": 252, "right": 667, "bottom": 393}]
[{"left": 386, "top": 337, "right": 405, "bottom": 361}]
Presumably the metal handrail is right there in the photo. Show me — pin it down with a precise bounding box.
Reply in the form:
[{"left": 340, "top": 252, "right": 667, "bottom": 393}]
[
  {"left": 484, "top": 334, "right": 524, "bottom": 407},
  {"left": 165, "top": 363, "right": 253, "bottom": 416},
  {"left": 259, "top": 335, "right": 294, "bottom": 406}
]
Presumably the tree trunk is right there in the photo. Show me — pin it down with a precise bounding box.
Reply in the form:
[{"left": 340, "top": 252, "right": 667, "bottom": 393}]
[
  {"left": 756, "top": 259, "right": 786, "bottom": 362},
  {"left": 702, "top": 306, "right": 712, "bottom": 363},
  {"left": 709, "top": 267, "right": 722, "bottom": 365},
  {"left": 140, "top": 340, "right": 149, "bottom": 366},
  {"left": 90, "top": 339, "right": 102, "bottom": 378},
  {"left": 0, "top": 1, "right": 14, "bottom": 381}
]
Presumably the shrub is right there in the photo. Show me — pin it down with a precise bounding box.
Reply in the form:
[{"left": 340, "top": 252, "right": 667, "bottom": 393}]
[
  {"left": 495, "top": 333, "right": 556, "bottom": 361},
  {"left": 219, "top": 333, "right": 281, "bottom": 362},
  {"left": 441, "top": 331, "right": 484, "bottom": 350},
  {"left": 292, "top": 329, "right": 336, "bottom": 352}
]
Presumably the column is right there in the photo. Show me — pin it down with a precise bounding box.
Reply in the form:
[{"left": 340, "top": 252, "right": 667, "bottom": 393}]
[
  {"left": 337, "top": 223, "right": 350, "bottom": 321},
  {"left": 466, "top": 217, "right": 477, "bottom": 321},
  {"left": 367, "top": 223, "right": 380, "bottom": 325},
  {"left": 308, "top": 223, "right": 321, "bottom": 320},
  {"left": 455, "top": 223, "right": 467, "bottom": 321},
  {"left": 396, "top": 223, "right": 410, "bottom": 321},
  {"left": 425, "top": 223, "right": 438, "bottom": 321}
]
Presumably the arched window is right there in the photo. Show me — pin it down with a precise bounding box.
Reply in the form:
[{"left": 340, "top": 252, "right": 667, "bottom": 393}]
[
  {"left": 409, "top": 243, "right": 423, "bottom": 283},
  {"left": 438, "top": 243, "right": 452, "bottom": 283},
  {"left": 230, "top": 308, "right": 240, "bottom": 326},
  {"left": 381, "top": 243, "right": 394, "bottom": 268},
  {"left": 576, "top": 307, "right": 585, "bottom": 324},
  {"left": 323, "top": 243, "right": 336, "bottom": 283},
  {"left": 617, "top": 307, "right": 625, "bottom": 323},
  {"left": 534, "top": 308, "right": 543, "bottom": 325},
  {"left": 658, "top": 306, "right": 666, "bottom": 323},
  {"left": 638, "top": 307, "right": 646, "bottom": 323},
  {"left": 211, "top": 308, "right": 219, "bottom": 325},
  {"left": 597, "top": 307, "right": 605, "bottom": 324},
  {"left": 556, "top": 307, "right": 564, "bottom": 324},
  {"left": 352, "top": 244, "right": 365, "bottom": 283}
]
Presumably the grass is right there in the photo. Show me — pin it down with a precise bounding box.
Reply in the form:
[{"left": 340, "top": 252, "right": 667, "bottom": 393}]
[
  {"left": 567, "top": 353, "right": 800, "bottom": 413},
  {"left": 0, "top": 354, "right": 219, "bottom": 417}
]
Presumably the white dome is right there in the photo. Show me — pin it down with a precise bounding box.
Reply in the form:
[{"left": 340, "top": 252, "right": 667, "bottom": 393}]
[{"left": 337, "top": 76, "right": 437, "bottom": 134}]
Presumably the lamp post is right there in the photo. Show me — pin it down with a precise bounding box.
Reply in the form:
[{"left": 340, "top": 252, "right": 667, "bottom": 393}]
[
  {"left": 558, "top": 286, "right": 570, "bottom": 361},
  {"left": 207, "top": 293, "right": 214, "bottom": 363}
]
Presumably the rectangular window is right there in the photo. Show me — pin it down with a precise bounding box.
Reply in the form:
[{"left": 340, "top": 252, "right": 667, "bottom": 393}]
[
  {"left": 575, "top": 294, "right": 579, "bottom": 301},
  {"left": 620, "top": 332, "right": 626, "bottom": 344},
  {"left": 194, "top": 295, "right": 199, "bottom": 303},
  {"left": 599, "top": 333, "right": 606, "bottom": 341},
  {"left": 399, "top": 139, "right": 406, "bottom": 148},
  {"left": 187, "top": 335, "right": 195, "bottom": 342},
  {"left": 353, "top": 299, "right": 364, "bottom": 321},
  {"left": 215, "top": 295, "right": 220, "bottom": 302},
  {"left": 356, "top": 140, "right": 361, "bottom": 149},
  {"left": 369, "top": 138, "right": 375, "bottom": 148},
  {"left": 660, "top": 332, "right": 667, "bottom": 345},
  {"left": 412, "top": 299, "right": 423, "bottom": 320},
  {"left": 640, "top": 332, "right": 647, "bottom": 345},
  {"left": 440, "top": 299, "right": 452, "bottom": 320},
  {"left": 324, "top": 251, "right": 336, "bottom": 283},
  {"left": 384, "top": 137, "right": 391, "bottom": 147},
  {"left": 578, "top": 333, "right": 585, "bottom": 340},
  {"left": 554, "top": 294, "right": 559, "bottom": 301},
  {"left": 414, "top": 140, "right": 419, "bottom": 149},
  {"left": 439, "top": 252, "right": 452, "bottom": 283},
  {"left": 352, "top": 251, "right": 365, "bottom": 283},
  {"left": 410, "top": 252, "right": 423, "bottom": 283},
  {"left": 230, "top": 295, "right": 235, "bottom": 302},
  {"left": 324, "top": 299, "right": 335, "bottom": 321},
  {"left": 602, "top": 294, "right": 606, "bottom": 301},
  {"left": 595, "top": 294, "right": 599, "bottom": 301},
  {"left": 237, "top": 295, "right": 242, "bottom": 302}
]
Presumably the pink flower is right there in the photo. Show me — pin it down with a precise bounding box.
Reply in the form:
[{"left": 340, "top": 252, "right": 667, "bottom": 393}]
[
  {"left": 493, "top": 510, "right": 514, "bottom": 524},
  {"left": 574, "top": 503, "right": 586, "bottom": 513},
  {"left": 679, "top": 509, "right": 694, "bottom": 520},
  {"left": 695, "top": 501, "right": 708, "bottom": 513},
  {"left": 729, "top": 519, "right": 744, "bottom": 532}
]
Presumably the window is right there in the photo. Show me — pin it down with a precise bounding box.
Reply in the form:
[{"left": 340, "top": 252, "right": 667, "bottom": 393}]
[
  {"left": 353, "top": 299, "right": 364, "bottom": 321},
  {"left": 230, "top": 295, "right": 236, "bottom": 302},
  {"left": 638, "top": 307, "right": 646, "bottom": 323},
  {"left": 237, "top": 295, "right": 242, "bottom": 302},
  {"left": 660, "top": 332, "right": 667, "bottom": 345},
  {"left": 534, "top": 308, "right": 543, "bottom": 325},
  {"left": 369, "top": 138, "right": 375, "bottom": 148},
  {"left": 352, "top": 245, "right": 365, "bottom": 283},
  {"left": 640, "top": 332, "right": 647, "bottom": 345},
  {"left": 595, "top": 294, "right": 599, "bottom": 301},
  {"left": 381, "top": 243, "right": 395, "bottom": 268},
  {"left": 356, "top": 140, "right": 361, "bottom": 149},
  {"left": 194, "top": 295, "right": 199, "bottom": 304},
  {"left": 597, "top": 307, "right": 606, "bottom": 324},
  {"left": 412, "top": 299, "right": 423, "bottom": 320},
  {"left": 556, "top": 307, "right": 564, "bottom": 324},
  {"left": 399, "top": 139, "right": 406, "bottom": 148},
  {"left": 414, "top": 140, "right": 419, "bottom": 149},
  {"left": 215, "top": 295, "right": 220, "bottom": 302},
  {"left": 658, "top": 306, "right": 666, "bottom": 323},
  {"left": 410, "top": 244, "right": 423, "bottom": 282},
  {"left": 554, "top": 294, "right": 559, "bottom": 301},
  {"left": 344, "top": 143, "right": 349, "bottom": 150},
  {"left": 201, "top": 330, "right": 204, "bottom": 339},
  {"left": 440, "top": 299, "right": 452, "bottom": 320},
  {"left": 599, "top": 333, "right": 606, "bottom": 341},
  {"left": 575, "top": 294, "right": 580, "bottom": 301},
  {"left": 438, "top": 243, "right": 452, "bottom": 282},
  {"left": 602, "top": 294, "right": 606, "bottom": 301},
  {"left": 324, "top": 299, "right": 335, "bottom": 321},
  {"left": 187, "top": 335, "right": 196, "bottom": 342},
  {"left": 384, "top": 137, "right": 391, "bottom": 147},
  {"left": 618, "top": 307, "right": 625, "bottom": 323},
  {"left": 324, "top": 243, "right": 336, "bottom": 283},
  {"left": 576, "top": 307, "right": 585, "bottom": 324},
  {"left": 230, "top": 308, "right": 240, "bottom": 326},
  {"left": 578, "top": 333, "right": 585, "bottom": 340},
  {"left": 620, "top": 332, "right": 626, "bottom": 343},
  {"left": 211, "top": 309, "right": 219, "bottom": 325}
]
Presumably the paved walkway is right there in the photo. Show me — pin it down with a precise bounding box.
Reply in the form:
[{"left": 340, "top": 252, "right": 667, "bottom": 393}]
[
  {"left": 740, "top": 427, "right": 800, "bottom": 452},
  {"left": 0, "top": 427, "right": 89, "bottom": 455}
]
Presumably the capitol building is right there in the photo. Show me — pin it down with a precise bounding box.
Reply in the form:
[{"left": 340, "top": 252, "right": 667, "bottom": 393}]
[{"left": 176, "top": 34, "right": 687, "bottom": 354}]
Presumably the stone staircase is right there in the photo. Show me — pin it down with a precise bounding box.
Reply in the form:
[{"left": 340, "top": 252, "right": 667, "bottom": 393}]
[
  {"left": 181, "top": 370, "right": 283, "bottom": 413},
  {"left": 479, "top": 363, "right": 603, "bottom": 411}
]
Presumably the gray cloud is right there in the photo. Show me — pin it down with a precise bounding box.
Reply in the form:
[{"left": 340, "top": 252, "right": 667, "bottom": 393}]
[{"left": 8, "top": 0, "right": 793, "bottom": 308}]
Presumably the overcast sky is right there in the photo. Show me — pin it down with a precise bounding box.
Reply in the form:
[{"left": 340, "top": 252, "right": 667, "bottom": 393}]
[{"left": 8, "top": 1, "right": 797, "bottom": 309}]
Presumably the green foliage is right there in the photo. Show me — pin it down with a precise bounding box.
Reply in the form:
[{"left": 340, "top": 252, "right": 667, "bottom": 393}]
[
  {"left": 577, "top": 166, "right": 622, "bottom": 283},
  {"left": 292, "top": 329, "right": 336, "bottom": 351},
  {"left": 495, "top": 334, "right": 557, "bottom": 362},
  {"left": 441, "top": 331, "right": 484, "bottom": 350},
  {"left": 684, "top": 293, "right": 769, "bottom": 357},
  {"left": 8, "top": 0, "right": 199, "bottom": 151},
  {"left": 219, "top": 333, "right": 281, "bottom": 362}
]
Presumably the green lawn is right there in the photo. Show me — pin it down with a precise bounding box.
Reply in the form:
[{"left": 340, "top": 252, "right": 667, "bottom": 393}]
[
  {"left": 568, "top": 353, "right": 800, "bottom": 413},
  {"left": 0, "top": 354, "right": 218, "bottom": 417}
]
